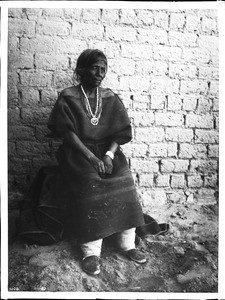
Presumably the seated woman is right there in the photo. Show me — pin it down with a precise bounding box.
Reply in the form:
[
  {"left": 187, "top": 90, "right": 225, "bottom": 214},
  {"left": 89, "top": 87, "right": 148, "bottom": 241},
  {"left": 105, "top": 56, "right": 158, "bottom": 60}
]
[{"left": 47, "top": 49, "right": 146, "bottom": 275}]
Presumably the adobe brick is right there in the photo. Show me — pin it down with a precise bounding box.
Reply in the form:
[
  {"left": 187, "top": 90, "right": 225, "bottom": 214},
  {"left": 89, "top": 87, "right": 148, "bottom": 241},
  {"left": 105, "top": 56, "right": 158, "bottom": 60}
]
[
  {"left": 209, "top": 81, "right": 219, "bottom": 97},
  {"left": 135, "top": 128, "right": 164, "bottom": 143},
  {"left": 183, "top": 48, "right": 210, "bottom": 64},
  {"left": 20, "top": 70, "right": 52, "bottom": 87},
  {"left": 101, "top": 9, "right": 120, "bottom": 25},
  {"left": 8, "top": 72, "right": 19, "bottom": 102},
  {"left": 20, "top": 36, "right": 54, "bottom": 54},
  {"left": 187, "top": 175, "right": 203, "bottom": 188},
  {"left": 106, "top": 26, "right": 137, "bottom": 42},
  {"left": 167, "top": 94, "right": 182, "bottom": 111},
  {"left": 190, "top": 159, "right": 218, "bottom": 173},
  {"left": 17, "top": 141, "right": 50, "bottom": 156},
  {"left": 8, "top": 8, "right": 23, "bottom": 18},
  {"left": 64, "top": 8, "right": 82, "bottom": 20},
  {"left": 8, "top": 157, "right": 32, "bottom": 173},
  {"left": 120, "top": 9, "right": 137, "bottom": 25},
  {"left": 150, "top": 94, "right": 165, "bottom": 110},
  {"left": 169, "top": 31, "right": 197, "bottom": 47},
  {"left": 23, "top": 8, "right": 42, "bottom": 20},
  {"left": 198, "top": 35, "right": 219, "bottom": 51},
  {"left": 154, "top": 11, "right": 169, "bottom": 30},
  {"left": 36, "top": 20, "right": 70, "bottom": 36},
  {"left": 136, "top": 10, "right": 154, "bottom": 26},
  {"left": 72, "top": 23, "right": 104, "bottom": 39},
  {"left": 109, "top": 58, "right": 135, "bottom": 76},
  {"left": 169, "top": 63, "right": 196, "bottom": 79},
  {"left": 151, "top": 78, "right": 180, "bottom": 94},
  {"left": 121, "top": 44, "right": 153, "bottom": 59},
  {"left": 169, "top": 13, "right": 185, "bottom": 30},
  {"left": 196, "top": 188, "right": 217, "bottom": 205},
  {"left": 210, "top": 49, "right": 219, "bottom": 67},
  {"left": 119, "top": 75, "right": 150, "bottom": 92},
  {"left": 53, "top": 70, "right": 74, "bottom": 90},
  {"left": 42, "top": 8, "right": 64, "bottom": 18},
  {"left": 129, "top": 111, "right": 154, "bottom": 126},
  {"left": 8, "top": 142, "right": 17, "bottom": 156},
  {"left": 8, "top": 108, "right": 21, "bottom": 125},
  {"left": 35, "top": 54, "right": 69, "bottom": 70},
  {"left": 41, "top": 89, "right": 58, "bottom": 106},
  {"left": 196, "top": 97, "right": 212, "bottom": 114},
  {"left": 155, "top": 112, "right": 183, "bottom": 126},
  {"left": 88, "top": 42, "right": 120, "bottom": 59},
  {"left": 185, "top": 15, "right": 201, "bottom": 33},
  {"left": 166, "top": 128, "right": 193, "bottom": 142},
  {"left": 201, "top": 17, "right": 218, "bottom": 34},
  {"left": 208, "top": 145, "right": 219, "bottom": 158},
  {"left": 148, "top": 143, "right": 177, "bottom": 158},
  {"left": 35, "top": 125, "right": 51, "bottom": 141},
  {"left": 198, "top": 66, "right": 219, "bottom": 81},
  {"left": 8, "top": 52, "right": 33, "bottom": 71},
  {"left": 153, "top": 45, "right": 182, "bottom": 62},
  {"left": 20, "top": 87, "right": 40, "bottom": 107},
  {"left": 180, "top": 80, "right": 208, "bottom": 94},
  {"left": 152, "top": 61, "right": 168, "bottom": 76},
  {"left": 9, "top": 125, "right": 35, "bottom": 141},
  {"left": 161, "top": 159, "right": 189, "bottom": 173},
  {"left": 130, "top": 158, "right": 159, "bottom": 172},
  {"left": 122, "top": 143, "right": 148, "bottom": 158},
  {"left": 82, "top": 9, "right": 100, "bottom": 22},
  {"left": 179, "top": 143, "right": 207, "bottom": 159},
  {"left": 156, "top": 174, "right": 170, "bottom": 187},
  {"left": 171, "top": 174, "right": 186, "bottom": 188},
  {"left": 186, "top": 113, "right": 214, "bottom": 129},
  {"left": 204, "top": 174, "right": 218, "bottom": 188},
  {"left": 182, "top": 94, "right": 198, "bottom": 111},
  {"left": 138, "top": 29, "right": 167, "bottom": 45},
  {"left": 139, "top": 173, "right": 154, "bottom": 188},
  {"left": 21, "top": 107, "right": 52, "bottom": 125},
  {"left": 195, "top": 129, "right": 218, "bottom": 144},
  {"left": 8, "top": 18, "right": 35, "bottom": 37}
]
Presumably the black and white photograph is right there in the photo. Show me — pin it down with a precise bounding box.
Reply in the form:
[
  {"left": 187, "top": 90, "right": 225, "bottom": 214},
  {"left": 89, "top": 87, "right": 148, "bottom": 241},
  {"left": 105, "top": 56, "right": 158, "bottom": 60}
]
[{"left": 1, "top": 0, "right": 224, "bottom": 299}]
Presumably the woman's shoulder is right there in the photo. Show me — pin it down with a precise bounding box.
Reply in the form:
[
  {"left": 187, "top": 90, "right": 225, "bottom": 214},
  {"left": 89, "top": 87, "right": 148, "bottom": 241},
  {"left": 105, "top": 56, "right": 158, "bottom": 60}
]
[
  {"left": 60, "top": 85, "right": 80, "bottom": 98},
  {"left": 101, "top": 87, "right": 117, "bottom": 98}
]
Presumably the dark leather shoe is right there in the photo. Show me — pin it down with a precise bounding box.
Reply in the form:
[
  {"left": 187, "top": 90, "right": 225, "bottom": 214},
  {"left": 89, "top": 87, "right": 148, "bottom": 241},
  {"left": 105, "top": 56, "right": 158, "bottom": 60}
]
[
  {"left": 127, "top": 249, "right": 147, "bottom": 264},
  {"left": 82, "top": 255, "right": 100, "bottom": 275}
]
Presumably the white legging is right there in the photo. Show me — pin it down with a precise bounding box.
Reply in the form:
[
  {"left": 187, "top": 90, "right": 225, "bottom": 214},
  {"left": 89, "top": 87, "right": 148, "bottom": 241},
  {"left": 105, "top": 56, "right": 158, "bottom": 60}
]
[{"left": 81, "top": 227, "right": 136, "bottom": 259}]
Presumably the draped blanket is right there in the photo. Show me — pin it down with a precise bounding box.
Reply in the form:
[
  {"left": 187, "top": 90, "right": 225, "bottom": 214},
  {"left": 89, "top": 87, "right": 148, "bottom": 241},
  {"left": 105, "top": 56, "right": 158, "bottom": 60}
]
[
  {"left": 18, "top": 166, "right": 169, "bottom": 245},
  {"left": 18, "top": 86, "right": 169, "bottom": 245}
]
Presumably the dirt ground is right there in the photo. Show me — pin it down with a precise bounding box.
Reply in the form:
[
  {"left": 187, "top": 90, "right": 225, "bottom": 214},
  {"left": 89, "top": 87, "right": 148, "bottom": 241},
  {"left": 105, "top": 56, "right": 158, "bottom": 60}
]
[{"left": 7, "top": 191, "right": 218, "bottom": 293}]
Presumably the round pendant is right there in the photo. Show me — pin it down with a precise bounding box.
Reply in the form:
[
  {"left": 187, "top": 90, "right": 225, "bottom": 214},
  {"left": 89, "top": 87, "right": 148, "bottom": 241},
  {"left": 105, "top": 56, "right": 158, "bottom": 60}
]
[{"left": 91, "top": 117, "right": 99, "bottom": 125}]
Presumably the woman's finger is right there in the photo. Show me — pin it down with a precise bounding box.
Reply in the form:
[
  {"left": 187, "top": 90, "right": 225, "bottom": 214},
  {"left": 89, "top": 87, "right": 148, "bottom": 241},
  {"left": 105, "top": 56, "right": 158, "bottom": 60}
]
[
  {"left": 99, "top": 162, "right": 105, "bottom": 174},
  {"left": 105, "top": 163, "right": 113, "bottom": 174},
  {"left": 108, "top": 165, "right": 113, "bottom": 174}
]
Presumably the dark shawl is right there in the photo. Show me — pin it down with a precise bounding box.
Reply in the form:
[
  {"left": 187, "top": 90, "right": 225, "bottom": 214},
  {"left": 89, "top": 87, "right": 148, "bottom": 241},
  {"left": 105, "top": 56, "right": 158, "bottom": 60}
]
[
  {"left": 46, "top": 85, "right": 145, "bottom": 242},
  {"left": 48, "top": 85, "right": 132, "bottom": 145}
]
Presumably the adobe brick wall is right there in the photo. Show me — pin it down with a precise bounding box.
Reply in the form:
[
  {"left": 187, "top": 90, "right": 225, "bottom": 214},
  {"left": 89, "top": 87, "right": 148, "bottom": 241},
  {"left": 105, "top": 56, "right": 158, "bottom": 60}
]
[{"left": 8, "top": 8, "right": 219, "bottom": 208}]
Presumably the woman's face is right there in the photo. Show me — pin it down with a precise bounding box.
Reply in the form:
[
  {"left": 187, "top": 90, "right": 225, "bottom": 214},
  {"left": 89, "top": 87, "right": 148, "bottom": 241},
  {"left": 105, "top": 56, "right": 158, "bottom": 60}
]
[{"left": 81, "top": 59, "right": 107, "bottom": 88}]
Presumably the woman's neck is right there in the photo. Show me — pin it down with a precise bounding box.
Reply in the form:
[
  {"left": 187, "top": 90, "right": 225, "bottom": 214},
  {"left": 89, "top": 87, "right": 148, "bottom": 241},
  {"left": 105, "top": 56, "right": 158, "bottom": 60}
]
[{"left": 80, "top": 84, "right": 97, "bottom": 98}]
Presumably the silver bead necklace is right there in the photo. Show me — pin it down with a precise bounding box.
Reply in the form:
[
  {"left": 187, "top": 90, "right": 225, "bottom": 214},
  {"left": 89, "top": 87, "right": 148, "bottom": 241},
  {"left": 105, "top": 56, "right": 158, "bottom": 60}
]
[{"left": 80, "top": 85, "right": 102, "bottom": 126}]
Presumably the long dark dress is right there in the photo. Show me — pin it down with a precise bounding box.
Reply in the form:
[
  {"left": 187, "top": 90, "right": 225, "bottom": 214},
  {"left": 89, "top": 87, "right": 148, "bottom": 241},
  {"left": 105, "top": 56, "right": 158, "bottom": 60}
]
[{"left": 47, "top": 85, "right": 145, "bottom": 242}]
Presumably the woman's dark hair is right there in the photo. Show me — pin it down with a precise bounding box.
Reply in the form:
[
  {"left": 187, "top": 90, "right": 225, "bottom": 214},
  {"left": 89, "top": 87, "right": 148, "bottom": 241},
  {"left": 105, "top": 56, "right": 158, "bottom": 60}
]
[{"left": 74, "top": 49, "right": 107, "bottom": 82}]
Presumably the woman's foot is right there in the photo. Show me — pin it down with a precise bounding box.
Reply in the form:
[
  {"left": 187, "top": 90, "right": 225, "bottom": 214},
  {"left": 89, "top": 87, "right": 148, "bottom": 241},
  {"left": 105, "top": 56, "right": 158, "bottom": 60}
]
[
  {"left": 126, "top": 249, "right": 147, "bottom": 264},
  {"left": 82, "top": 255, "right": 100, "bottom": 275}
]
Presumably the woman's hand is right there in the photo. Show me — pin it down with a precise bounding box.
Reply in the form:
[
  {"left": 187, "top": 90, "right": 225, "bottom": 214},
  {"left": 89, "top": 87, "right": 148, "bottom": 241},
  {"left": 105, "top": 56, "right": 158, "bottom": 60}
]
[
  {"left": 89, "top": 154, "right": 106, "bottom": 174},
  {"left": 103, "top": 155, "right": 113, "bottom": 174}
]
